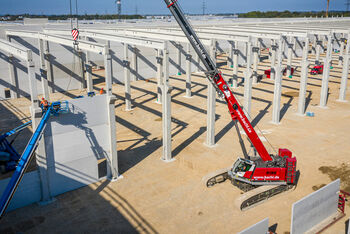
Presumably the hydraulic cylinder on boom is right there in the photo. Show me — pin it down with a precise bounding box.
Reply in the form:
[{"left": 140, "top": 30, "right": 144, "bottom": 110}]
[{"left": 164, "top": 0, "right": 297, "bottom": 210}]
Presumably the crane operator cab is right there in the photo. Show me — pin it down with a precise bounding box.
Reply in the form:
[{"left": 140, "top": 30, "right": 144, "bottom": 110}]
[{"left": 228, "top": 158, "right": 255, "bottom": 179}]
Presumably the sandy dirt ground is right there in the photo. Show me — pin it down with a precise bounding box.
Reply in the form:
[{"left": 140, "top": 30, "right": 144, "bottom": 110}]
[{"left": 0, "top": 53, "right": 349, "bottom": 233}]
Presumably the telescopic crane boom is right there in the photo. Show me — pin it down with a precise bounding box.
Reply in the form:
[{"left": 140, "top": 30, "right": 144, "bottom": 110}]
[{"left": 164, "top": 0, "right": 297, "bottom": 210}]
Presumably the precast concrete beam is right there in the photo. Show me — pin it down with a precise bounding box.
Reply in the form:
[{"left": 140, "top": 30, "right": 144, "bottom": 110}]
[
  {"left": 161, "top": 49, "right": 173, "bottom": 162},
  {"left": 185, "top": 43, "right": 192, "bottom": 98},
  {"left": 124, "top": 43, "right": 132, "bottom": 111}
]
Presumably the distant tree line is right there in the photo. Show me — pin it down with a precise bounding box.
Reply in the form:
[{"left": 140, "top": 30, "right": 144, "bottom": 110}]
[
  {"left": 0, "top": 14, "right": 144, "bottom": 21},
  {"left": 238, "top": 11, "right": 350, "bottom": 18},
  {"left": 1, "top": 11, "right": 350, "bottom": 21}
]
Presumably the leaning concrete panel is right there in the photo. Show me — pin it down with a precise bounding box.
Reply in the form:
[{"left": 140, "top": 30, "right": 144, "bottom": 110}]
[
  {"left": 43, "top": 95, "right": 111, "bottom": 197},
  {"left": 238, "top": 218, "right": 269, "bottom": 234},
  {"left": 0, "top": 171, "right": 41, "bottom": 212},
  {"left": 291, "top": 179, "right": 340, "bottom": 234}
]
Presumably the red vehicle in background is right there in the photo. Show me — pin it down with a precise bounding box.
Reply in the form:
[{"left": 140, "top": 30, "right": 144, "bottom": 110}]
[
  {"left": 264, "top": 67, "right": 294, "bottom": 79},
  {"left": 310, "top": 65, "right": 324, "bottom": 75}
]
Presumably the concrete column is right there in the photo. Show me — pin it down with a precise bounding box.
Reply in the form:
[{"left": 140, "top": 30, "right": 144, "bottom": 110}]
[
  {"left": 84, "top": 37, "right": 93, "bottom": 94},
  {"left": 104, "top": 48, "right": 113, "bottom": 96},
  {"left": 33, "top": 101, "right": 51, "bottom": 202},
  {"left": 270, "top": 43, "right": 277, "bottom": 81},
  {"left": 195, "top": 52, "right": 201, "bottom": 72},
  {"left": 84, "top": 50, "right": 93, "bottom": 93},
  {"left": 292, "top": 37, "right": 297, "bottom": 57},
  {"left": 124, "top": 43, "right": 132, "bottom": 111},
  {"left": 38, "top": 39, "right": 50, "bottom": 100},
  {"left": 44, "top": 41, "right": 54, "bottom": 93},
  {"left": 103, "top": 44, "right": 119, "bottom": 180},
  {"left": 206, "top": 42, "right": 217, "bottom": 147},
  {"left": 338, "top": 54, "right": 349, "bottom": 102},
  {"left": 6, "top": 36, "right": 19, "bottom": 99},
  {"left": 339, "top": 37, "right": 345, "bottom": 66},
  {"left": 76, "top": 49, "right": 85, "bottom": 89},
  {"left": 252, "top": 38, "right": 259, "bottom": 84},
  {"left": 322, "top": 35, "right": 327, "bottom": 53},
  {"left": 272, "top": 39, "right": 283, "bottom": 124},
  {"left": 232, "top": 48, "right": 239, "bottom": 88},
  {"left": 8, "top": 56, "right": 19, "bottom": 99},
  {"left": 106, "top": 94, "right": 119, "bottom": 180},
  {"left": 302, "top": 37, "right": 309, "bottom": 62},
  {"left": 28, "top": 48, "right": 51, "bottom": 202},
  {"left": 185, "top": 43, "right": 192, "bottom": 98},
  {"left": 176, "top": 43, "right": 182, "bottom": 75},
  {"left": 131, "top": 45, "right": 138, "bottom": 81},
  {"left": 161, "top": 49, "right": 173, "bottom": 162},
  {"left": 315, "top": 40, "right": 321, "bottom": 65},
  {"left": 228, "top": 41, "right": 234, "bottom": 68},
  {"left": 244, "top": 41, "right": 253, "bottom": 117},
  {"left": 297, "top": 60, "right": 310, "bottom": 115},
  {"left": 286, "top": 37, "right": 293, "bottom": 77},
  {"left": 156, "top": 49, "right": 163, "bottom": 104},
  {"left": 319, "top": 34, "right": 333, "bottom": 108},
  {"left": 27, "top": 51, "right": 39, "bottom": 109},
  {"left": 312, "top": 35, "right": 317, "bottom": 54}
]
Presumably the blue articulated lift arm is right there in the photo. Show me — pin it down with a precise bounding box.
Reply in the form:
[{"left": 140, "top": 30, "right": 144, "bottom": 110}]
[
  {"left": 0, "top": 121, "right": 32, "bottom": 140},
  {"left": 0, "top": 107, "right": 52, "bottom": 218}
]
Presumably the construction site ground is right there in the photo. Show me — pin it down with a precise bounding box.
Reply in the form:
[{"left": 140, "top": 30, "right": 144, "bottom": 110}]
[{"left": 0, "top": 54, "right": 349, "bottom": 233}]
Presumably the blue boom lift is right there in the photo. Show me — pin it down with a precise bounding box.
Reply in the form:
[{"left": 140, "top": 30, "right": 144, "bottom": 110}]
[
  {"left": 0, "top": 101, "right": 68, "bottom": 218},
  {"left": 0, "top": 120, "right": 32, "bottom": 173}
]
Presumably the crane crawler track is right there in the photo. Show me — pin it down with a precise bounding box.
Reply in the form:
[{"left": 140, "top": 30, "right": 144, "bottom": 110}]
[{"left": 239, "top": 184, "right": 295, "bottom": 211}]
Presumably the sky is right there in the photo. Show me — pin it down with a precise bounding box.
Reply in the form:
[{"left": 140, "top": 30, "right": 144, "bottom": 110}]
[{"left": 0, "top": 0, "right": 348, "bottom": 15}]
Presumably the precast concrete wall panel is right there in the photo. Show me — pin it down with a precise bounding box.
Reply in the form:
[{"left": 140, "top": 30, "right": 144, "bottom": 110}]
[
  {"left": 238, "top": 218, "right": 269, "bottom": 234},
  {"left": 290, "top": 179, "right": 340, "bottom": 234},
  {"left": 43, "top": 95, "right": 110, "bottom": 197},
  {"left": 0, "top": 171, "right": 41, "bottom": 212}
]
